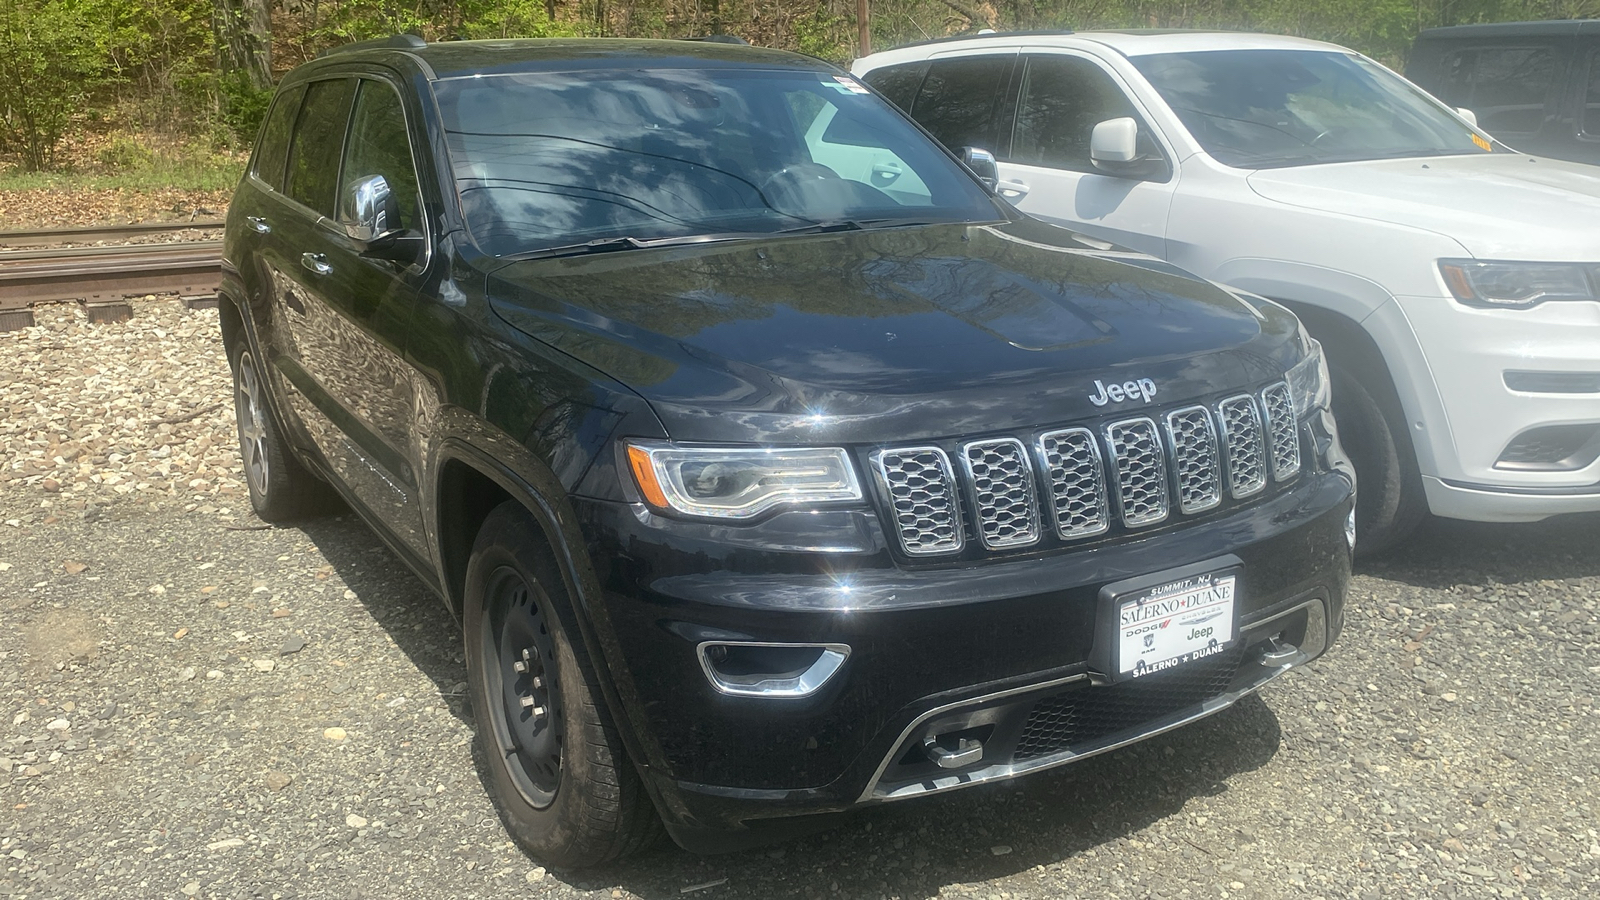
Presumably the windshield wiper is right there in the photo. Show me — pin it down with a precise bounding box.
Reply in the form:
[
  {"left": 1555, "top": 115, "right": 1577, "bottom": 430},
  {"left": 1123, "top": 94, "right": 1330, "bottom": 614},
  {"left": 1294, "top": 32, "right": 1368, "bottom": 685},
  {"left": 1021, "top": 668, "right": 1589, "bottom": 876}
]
[{"left": 507, "top": 218, "right": 955, "bottom": 261}]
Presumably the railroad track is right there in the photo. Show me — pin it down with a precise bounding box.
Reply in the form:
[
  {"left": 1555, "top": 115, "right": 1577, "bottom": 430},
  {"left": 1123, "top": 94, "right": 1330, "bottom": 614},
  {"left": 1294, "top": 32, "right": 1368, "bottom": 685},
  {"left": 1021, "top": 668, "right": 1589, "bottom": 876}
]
[
  {"left": 0, "top": 219, "right": 225, "bottom": 248},
  {"left": 0, "top": 226, "right": 224, "bottom": 330}
]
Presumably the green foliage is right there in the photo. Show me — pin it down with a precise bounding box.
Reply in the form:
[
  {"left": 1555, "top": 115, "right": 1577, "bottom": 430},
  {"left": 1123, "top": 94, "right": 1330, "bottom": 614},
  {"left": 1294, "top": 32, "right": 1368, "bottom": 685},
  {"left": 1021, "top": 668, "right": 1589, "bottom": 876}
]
[
  {"left": 0, "top": 0, "right": 111, "bottom": 171},
  {"left": 4, "top": 0, "right": 1596, "bottom": 177},
  {"left": 218, "top": 68, "right": 273, "bottom": 147}
]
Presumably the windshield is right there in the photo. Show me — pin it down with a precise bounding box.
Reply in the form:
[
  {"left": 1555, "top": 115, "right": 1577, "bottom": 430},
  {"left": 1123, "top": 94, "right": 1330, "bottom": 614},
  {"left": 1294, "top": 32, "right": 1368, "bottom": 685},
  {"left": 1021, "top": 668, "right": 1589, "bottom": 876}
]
[
  {"left": 1131, "top": 50, "right": 1492, "bottom": 169},
  {"left": 432, "top": 68, "right": 1000, "bottom": 256}
]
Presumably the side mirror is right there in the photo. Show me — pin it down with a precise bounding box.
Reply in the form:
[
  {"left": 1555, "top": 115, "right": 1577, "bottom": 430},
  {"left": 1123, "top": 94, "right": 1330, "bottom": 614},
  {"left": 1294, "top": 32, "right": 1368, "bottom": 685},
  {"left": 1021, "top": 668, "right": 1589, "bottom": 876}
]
[
  {"left": 339, "top": 173, "right": 393, "bottom": 244},
  {"left": 960, "top": 146, "right": 999, "bottom": 190},
  {"left": 1456, "top": 107, "right": 1478, "bottom": 128},
  {"left": 1090, "top": 117, "right": 1165, "bottom": 179},
  {"left": 337, "top": 173, "right": 423, "bottom": 264}
]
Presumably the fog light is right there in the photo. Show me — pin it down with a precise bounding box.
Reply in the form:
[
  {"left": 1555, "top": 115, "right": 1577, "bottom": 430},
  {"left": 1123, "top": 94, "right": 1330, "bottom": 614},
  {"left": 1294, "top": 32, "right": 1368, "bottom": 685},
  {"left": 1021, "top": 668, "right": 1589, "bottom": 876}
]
[{"left": 696, "top": 641, "right": 850, "bottom": 698}]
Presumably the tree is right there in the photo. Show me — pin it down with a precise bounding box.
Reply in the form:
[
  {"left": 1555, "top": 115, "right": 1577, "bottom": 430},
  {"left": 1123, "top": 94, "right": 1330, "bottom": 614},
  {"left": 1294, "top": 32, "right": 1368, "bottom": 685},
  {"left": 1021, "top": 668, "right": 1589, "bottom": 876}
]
[
  {"left": 211, "top": 0, "right": 270, "bottom": 90},
  {"left": 0, "top": 0, "right": 108, "bottom": 171}
]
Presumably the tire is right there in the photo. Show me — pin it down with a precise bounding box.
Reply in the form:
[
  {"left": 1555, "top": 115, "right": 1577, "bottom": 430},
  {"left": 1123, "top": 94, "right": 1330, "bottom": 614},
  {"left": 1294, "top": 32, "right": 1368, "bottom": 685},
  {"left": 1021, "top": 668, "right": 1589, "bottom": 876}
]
[
  {"left": 1329, "top": 362, "right": 1426, "bottom": 556},
  {"left": 229, "top": 343, "right": 331, "bottom": 522},
  {"left": 463, "top": 502, "right": 661, "bottom": 867}
]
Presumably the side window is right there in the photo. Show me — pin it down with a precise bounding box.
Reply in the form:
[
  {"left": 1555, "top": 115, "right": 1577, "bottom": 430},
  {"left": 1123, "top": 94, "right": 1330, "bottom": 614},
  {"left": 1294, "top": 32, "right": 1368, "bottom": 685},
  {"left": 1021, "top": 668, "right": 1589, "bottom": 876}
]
[
  {"left": 1586, "top": 51, "right": 1600, "bottom": 136},
  {"left": 252, "top": 84, "right": 304, "bottom": 192},
  {"left": 861, "top": 62, "right": 928, "bottom": 113},
  {"left": 286, "top": 78, "right": 357, "bottom": 216},
  {"left": 340, "top": 80, "right": 423, "bottom": 232},
  {"left": 910, "top": 55, "right": 1014, "bottom": 153},
  {"left": 1011, "top": 56, "right": 1139, "bottom": 172},
  {"left": 1441, "top": 46, "right": 1555, "bottom": 134}
]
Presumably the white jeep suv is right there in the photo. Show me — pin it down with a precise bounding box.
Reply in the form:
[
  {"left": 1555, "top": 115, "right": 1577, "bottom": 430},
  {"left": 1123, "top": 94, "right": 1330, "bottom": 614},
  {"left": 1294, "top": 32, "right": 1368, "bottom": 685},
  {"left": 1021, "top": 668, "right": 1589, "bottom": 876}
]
[{"left": 854, "top": 30, "right": 1600, "bottom": 551}]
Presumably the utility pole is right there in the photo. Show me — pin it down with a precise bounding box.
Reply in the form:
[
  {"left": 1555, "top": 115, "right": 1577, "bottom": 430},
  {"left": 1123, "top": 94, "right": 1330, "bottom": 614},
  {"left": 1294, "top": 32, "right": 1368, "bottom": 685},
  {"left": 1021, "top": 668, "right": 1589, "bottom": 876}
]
[{"left": 858, "top": 0, "right": 871, "bottom": 57}]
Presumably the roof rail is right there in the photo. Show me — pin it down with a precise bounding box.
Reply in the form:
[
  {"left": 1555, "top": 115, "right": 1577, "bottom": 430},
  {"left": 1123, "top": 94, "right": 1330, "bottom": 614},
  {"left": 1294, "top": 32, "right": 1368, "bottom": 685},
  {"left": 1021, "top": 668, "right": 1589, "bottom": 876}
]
[
  {"left": 683, "top": 35, "right": 750, "bottom": 45},
  {"left": 890, "top": 28, "right": 1072, "bottom": 52},
  {"left": 318, "top": 33, "right": 427, "bottom": 58}
]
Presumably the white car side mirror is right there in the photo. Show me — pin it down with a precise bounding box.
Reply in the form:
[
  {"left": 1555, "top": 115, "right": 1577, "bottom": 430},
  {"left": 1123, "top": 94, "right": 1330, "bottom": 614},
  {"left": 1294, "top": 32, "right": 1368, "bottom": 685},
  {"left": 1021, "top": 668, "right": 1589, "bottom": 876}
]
[
  {"left": 1456, "top": 107, "right": 1478, "bottom": 128},
  {"left": 1090, "top": 117, "right": 1140, "bottom": 164}
]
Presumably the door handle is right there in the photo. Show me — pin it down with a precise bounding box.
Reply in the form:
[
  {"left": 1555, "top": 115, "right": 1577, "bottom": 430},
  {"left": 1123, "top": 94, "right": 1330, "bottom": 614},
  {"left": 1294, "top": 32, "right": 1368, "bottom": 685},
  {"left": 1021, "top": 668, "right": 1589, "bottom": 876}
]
[
  {"left": 246, "top": 216, "right": 271, "bottom": 234},
  {"left": 871, "top": 162, "right": 903, "bottom": 181},
  {"left": 996, "top": 179, "right": 1030, "bottom": 198},
  {"left": 300, "top": 252, "right": 332, "bottom": 276}
]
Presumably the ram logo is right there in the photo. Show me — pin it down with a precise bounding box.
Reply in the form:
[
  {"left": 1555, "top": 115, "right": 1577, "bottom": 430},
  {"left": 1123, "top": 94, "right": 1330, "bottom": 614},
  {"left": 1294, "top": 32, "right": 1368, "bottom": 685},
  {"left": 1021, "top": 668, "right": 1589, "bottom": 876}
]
[{"left": 1088, "top": 378, "right": 1158, "bottom": 406}]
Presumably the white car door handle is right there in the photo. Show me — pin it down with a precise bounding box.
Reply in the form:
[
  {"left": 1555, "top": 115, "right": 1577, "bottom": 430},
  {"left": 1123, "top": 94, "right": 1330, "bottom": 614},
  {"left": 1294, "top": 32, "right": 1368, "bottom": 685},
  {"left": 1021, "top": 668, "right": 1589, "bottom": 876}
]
[
  {"left": 871, "top": 162, "right": 903, "bottom": 181},
  {"left": 996, "top": 179, "right": 1030, "bottom": 198}
]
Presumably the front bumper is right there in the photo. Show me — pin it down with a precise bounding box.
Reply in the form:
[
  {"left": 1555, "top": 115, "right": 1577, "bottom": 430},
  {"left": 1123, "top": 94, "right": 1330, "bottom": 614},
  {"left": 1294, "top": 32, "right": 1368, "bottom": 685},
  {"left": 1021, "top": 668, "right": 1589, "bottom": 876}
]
[
  {"left": 572, "top": 462, "right": 1352, "bottom": 851},
  {"left": 1399, "top": 294, "right": 1600, "bottom": 518}
]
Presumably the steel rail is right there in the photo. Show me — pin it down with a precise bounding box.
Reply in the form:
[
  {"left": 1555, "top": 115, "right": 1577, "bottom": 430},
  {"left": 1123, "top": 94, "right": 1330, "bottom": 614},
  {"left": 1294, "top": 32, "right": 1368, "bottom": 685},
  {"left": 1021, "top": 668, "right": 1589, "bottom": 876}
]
[
  {"left": 0, "top": 220, "right": 226, "bottom": 248},
  {"left": 0, "top": 242, "right": 223, "bottom": 328}
]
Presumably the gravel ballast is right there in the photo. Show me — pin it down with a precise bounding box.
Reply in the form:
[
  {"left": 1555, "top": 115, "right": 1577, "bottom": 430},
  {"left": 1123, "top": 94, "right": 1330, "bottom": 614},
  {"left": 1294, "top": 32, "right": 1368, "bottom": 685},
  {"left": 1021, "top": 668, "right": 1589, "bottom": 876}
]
[{"left": 2, "top": 297, "right": 1597, "bottom": 899}]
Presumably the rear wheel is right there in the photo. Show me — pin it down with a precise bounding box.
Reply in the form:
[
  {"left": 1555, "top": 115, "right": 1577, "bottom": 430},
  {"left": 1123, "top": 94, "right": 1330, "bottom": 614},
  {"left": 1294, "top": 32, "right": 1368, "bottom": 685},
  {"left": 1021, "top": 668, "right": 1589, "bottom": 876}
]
[
  {"left": 463, "top": 502, "right": 661, "bottom": 867},
  {"left": 1330, "top": 362, "right": 1426, "bottom": 555},
  {"left": 229, "top": 344, "right": 330, "bottom": 522}
]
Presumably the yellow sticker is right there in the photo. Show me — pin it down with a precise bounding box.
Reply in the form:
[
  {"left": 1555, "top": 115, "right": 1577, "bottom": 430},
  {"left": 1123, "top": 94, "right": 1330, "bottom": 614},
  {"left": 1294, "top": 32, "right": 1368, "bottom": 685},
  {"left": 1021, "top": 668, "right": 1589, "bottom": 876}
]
[{"left": 1471, "top": 133, "right": 1492, "bottom": 151}]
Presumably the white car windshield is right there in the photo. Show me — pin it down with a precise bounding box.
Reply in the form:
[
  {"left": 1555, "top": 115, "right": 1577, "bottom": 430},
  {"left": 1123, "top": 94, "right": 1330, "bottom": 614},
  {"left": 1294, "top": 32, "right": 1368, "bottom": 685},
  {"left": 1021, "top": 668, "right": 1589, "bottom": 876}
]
[{"left": 1132, "top": 49, "right": 1492, "bottom": 168}]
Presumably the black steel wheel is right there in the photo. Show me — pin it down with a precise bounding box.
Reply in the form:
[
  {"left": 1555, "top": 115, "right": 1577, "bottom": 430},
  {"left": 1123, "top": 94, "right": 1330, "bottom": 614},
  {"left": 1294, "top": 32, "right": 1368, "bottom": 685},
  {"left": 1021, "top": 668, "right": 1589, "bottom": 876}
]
[
  {"left": 478, "top": 565, "right": 564, "bottom": 808},
  {"left": 463, "top": 502, "right": 662, "bottom": 867}
]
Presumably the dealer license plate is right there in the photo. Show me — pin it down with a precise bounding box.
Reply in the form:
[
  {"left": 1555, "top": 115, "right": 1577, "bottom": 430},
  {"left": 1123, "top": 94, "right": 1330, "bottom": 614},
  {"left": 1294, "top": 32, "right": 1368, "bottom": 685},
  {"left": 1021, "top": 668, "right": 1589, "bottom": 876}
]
[{"left": 1116, "top": 571, "right": 1236, "bottom": 678}]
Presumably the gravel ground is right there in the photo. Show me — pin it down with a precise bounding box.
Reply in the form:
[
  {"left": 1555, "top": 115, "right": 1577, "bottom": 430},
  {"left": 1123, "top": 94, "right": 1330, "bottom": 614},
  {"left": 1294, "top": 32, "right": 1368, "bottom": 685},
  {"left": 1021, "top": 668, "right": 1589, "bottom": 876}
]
[{"left": 2, "top": 298, "right": 1597, "bottom": 900}]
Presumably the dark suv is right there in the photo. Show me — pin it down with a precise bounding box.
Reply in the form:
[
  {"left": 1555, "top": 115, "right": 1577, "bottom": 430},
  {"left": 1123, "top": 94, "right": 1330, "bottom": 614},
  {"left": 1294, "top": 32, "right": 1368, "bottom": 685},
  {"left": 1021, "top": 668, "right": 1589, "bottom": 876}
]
[
  {"left": 1408, "top": 19, "right": 1600, "bottom": 165},
  {"left": 221, "top": 35, "right": 1354, "bottom": 865}
]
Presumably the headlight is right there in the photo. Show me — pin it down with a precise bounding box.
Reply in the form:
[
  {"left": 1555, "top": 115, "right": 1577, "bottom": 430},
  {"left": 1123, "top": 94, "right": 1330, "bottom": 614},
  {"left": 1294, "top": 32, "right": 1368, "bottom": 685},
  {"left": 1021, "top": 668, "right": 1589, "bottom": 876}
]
[
  {"left": 625, "top": 442, "right": 863, "bottom": 519},
  {"left": 1438, "top": 259, "right": 1597, "bottom": 309},
  {"left": 1286, "top": 334, "right": 1330, "bottom": 419}
]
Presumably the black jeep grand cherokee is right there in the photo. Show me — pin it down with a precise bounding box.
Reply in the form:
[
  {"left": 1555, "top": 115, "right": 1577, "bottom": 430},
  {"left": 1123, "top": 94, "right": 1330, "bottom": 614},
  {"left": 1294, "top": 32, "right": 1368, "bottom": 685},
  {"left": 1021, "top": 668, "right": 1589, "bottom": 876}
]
[{"left": 220, "top": 35, "right": 1355, "bottom": 865}]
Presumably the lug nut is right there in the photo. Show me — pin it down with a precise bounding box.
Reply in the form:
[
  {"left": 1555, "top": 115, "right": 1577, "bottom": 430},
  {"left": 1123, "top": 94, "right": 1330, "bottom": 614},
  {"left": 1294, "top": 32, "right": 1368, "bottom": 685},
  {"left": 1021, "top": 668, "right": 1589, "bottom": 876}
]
[{"left": 513, "top": 660, "right": 527, "bottom": 673}]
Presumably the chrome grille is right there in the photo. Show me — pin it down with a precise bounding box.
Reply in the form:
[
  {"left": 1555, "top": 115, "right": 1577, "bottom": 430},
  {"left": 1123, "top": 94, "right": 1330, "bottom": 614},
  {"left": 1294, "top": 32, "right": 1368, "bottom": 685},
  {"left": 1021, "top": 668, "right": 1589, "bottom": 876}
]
[
  {"left": 874, "top": 387, "right": 1296, "bottom": 555},
  {"left": 1037, "top": 428, "right": 1109, "bottom": 540},
  {"left": 961, "top": 439, "right": 1041, "bottom": 549},
  {"left": 1261, "top": 382, "right": 1301, "bottom": 481},
  {"left": 1105, "top": 418, "right": 1170, "bottom": 528},
  {"left": 874, "top": 447, "right": 962, "bottom": 555},
  {"left": 1217, "top": 395, "right": 1267, "bottom": 499},
  {"left": 1163, "top": 407, "right": 1222, "bottom": 514}
]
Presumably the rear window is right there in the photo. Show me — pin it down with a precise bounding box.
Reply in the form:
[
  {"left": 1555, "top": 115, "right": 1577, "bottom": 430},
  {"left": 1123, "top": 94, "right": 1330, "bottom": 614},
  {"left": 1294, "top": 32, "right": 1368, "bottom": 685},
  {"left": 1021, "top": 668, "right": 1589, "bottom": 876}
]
[
  {"left": 252, "top": 84, "right": 305, "bottom": 192},
  {"left": 861, "top": 62, "right": 928, "bottom": 112},
  {"left": 909, "top": 56, "right": 1014, "bottom": 153}
]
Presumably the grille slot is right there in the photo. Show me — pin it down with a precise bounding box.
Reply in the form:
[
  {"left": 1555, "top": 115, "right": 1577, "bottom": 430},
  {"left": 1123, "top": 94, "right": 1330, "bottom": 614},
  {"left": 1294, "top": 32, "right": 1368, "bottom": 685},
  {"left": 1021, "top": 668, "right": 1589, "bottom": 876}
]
[
  {"left": 1013, "top": 646, "right": 1246, "bottom": 761},
  {"left": 961, "top": 438, "right": 1041, "bottom": 549},
  {"left": 874, "top": 447, "right": 962, "bottom": 556},
  {"left": 1163, "top": 407, "right": 1222, "bottom": 514},
  {"left": 1261, "top": 382, "right": 1301, "bottom": 482},
  {"left": 1216, "top": 395, "right": 1267, "bottom": 499},
  {"left": 1037, "top": 428, "right": 1109, "bottom": 540},
  {"left": 1105, "top": 418, "right": 1170, "bottom": 528}
]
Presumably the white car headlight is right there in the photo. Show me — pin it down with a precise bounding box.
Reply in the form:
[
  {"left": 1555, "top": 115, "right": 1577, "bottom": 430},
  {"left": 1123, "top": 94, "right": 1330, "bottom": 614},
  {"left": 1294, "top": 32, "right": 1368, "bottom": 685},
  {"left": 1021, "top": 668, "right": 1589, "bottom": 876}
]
[
  {"left": 1438, "top": 259, "right": 1597, "bottom": 309},
  {"left": 1286, "top": 334, "right": 1330, "bottom": 419},
  {"left": 626, "top": 442, "right": 863, "bottom": 519}
]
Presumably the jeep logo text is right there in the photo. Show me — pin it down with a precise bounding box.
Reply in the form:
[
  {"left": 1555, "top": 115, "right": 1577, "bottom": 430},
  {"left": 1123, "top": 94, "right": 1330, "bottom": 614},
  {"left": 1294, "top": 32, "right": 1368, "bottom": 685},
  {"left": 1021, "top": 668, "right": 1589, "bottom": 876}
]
[{"left": 1088, "top": 378, "right": 1158, "bottom": 406}]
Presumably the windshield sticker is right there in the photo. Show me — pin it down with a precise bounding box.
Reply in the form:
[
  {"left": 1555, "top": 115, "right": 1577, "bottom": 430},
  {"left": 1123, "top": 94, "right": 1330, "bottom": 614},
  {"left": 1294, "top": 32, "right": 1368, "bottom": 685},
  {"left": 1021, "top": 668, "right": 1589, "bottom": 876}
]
[
  {"left": 829, "top": 75, "right": 870, "bottom": 95},
  {"left": 1471, "top": 133, "right": 1492, "bottom": 152}
]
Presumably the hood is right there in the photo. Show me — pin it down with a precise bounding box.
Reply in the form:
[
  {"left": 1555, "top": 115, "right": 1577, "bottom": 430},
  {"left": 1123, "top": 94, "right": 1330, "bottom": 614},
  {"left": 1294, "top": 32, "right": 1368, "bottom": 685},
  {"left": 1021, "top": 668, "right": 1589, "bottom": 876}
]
[
  {"left": 1247, "top": 153, "right": 1600, "bottom": 260},
  {"left": 486, "top": 219, "right": 1301, "bottom": 443}
]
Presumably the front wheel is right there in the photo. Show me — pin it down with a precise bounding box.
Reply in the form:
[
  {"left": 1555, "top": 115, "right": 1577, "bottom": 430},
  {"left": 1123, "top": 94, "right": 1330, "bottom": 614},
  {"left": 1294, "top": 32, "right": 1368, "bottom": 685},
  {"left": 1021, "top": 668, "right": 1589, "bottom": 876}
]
[
  {"left": 463, "top": 502, "right": 661, "bottom": 867},
  {"left": 1329, "top": 363, "right": 1426, "bottom": 555}
]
